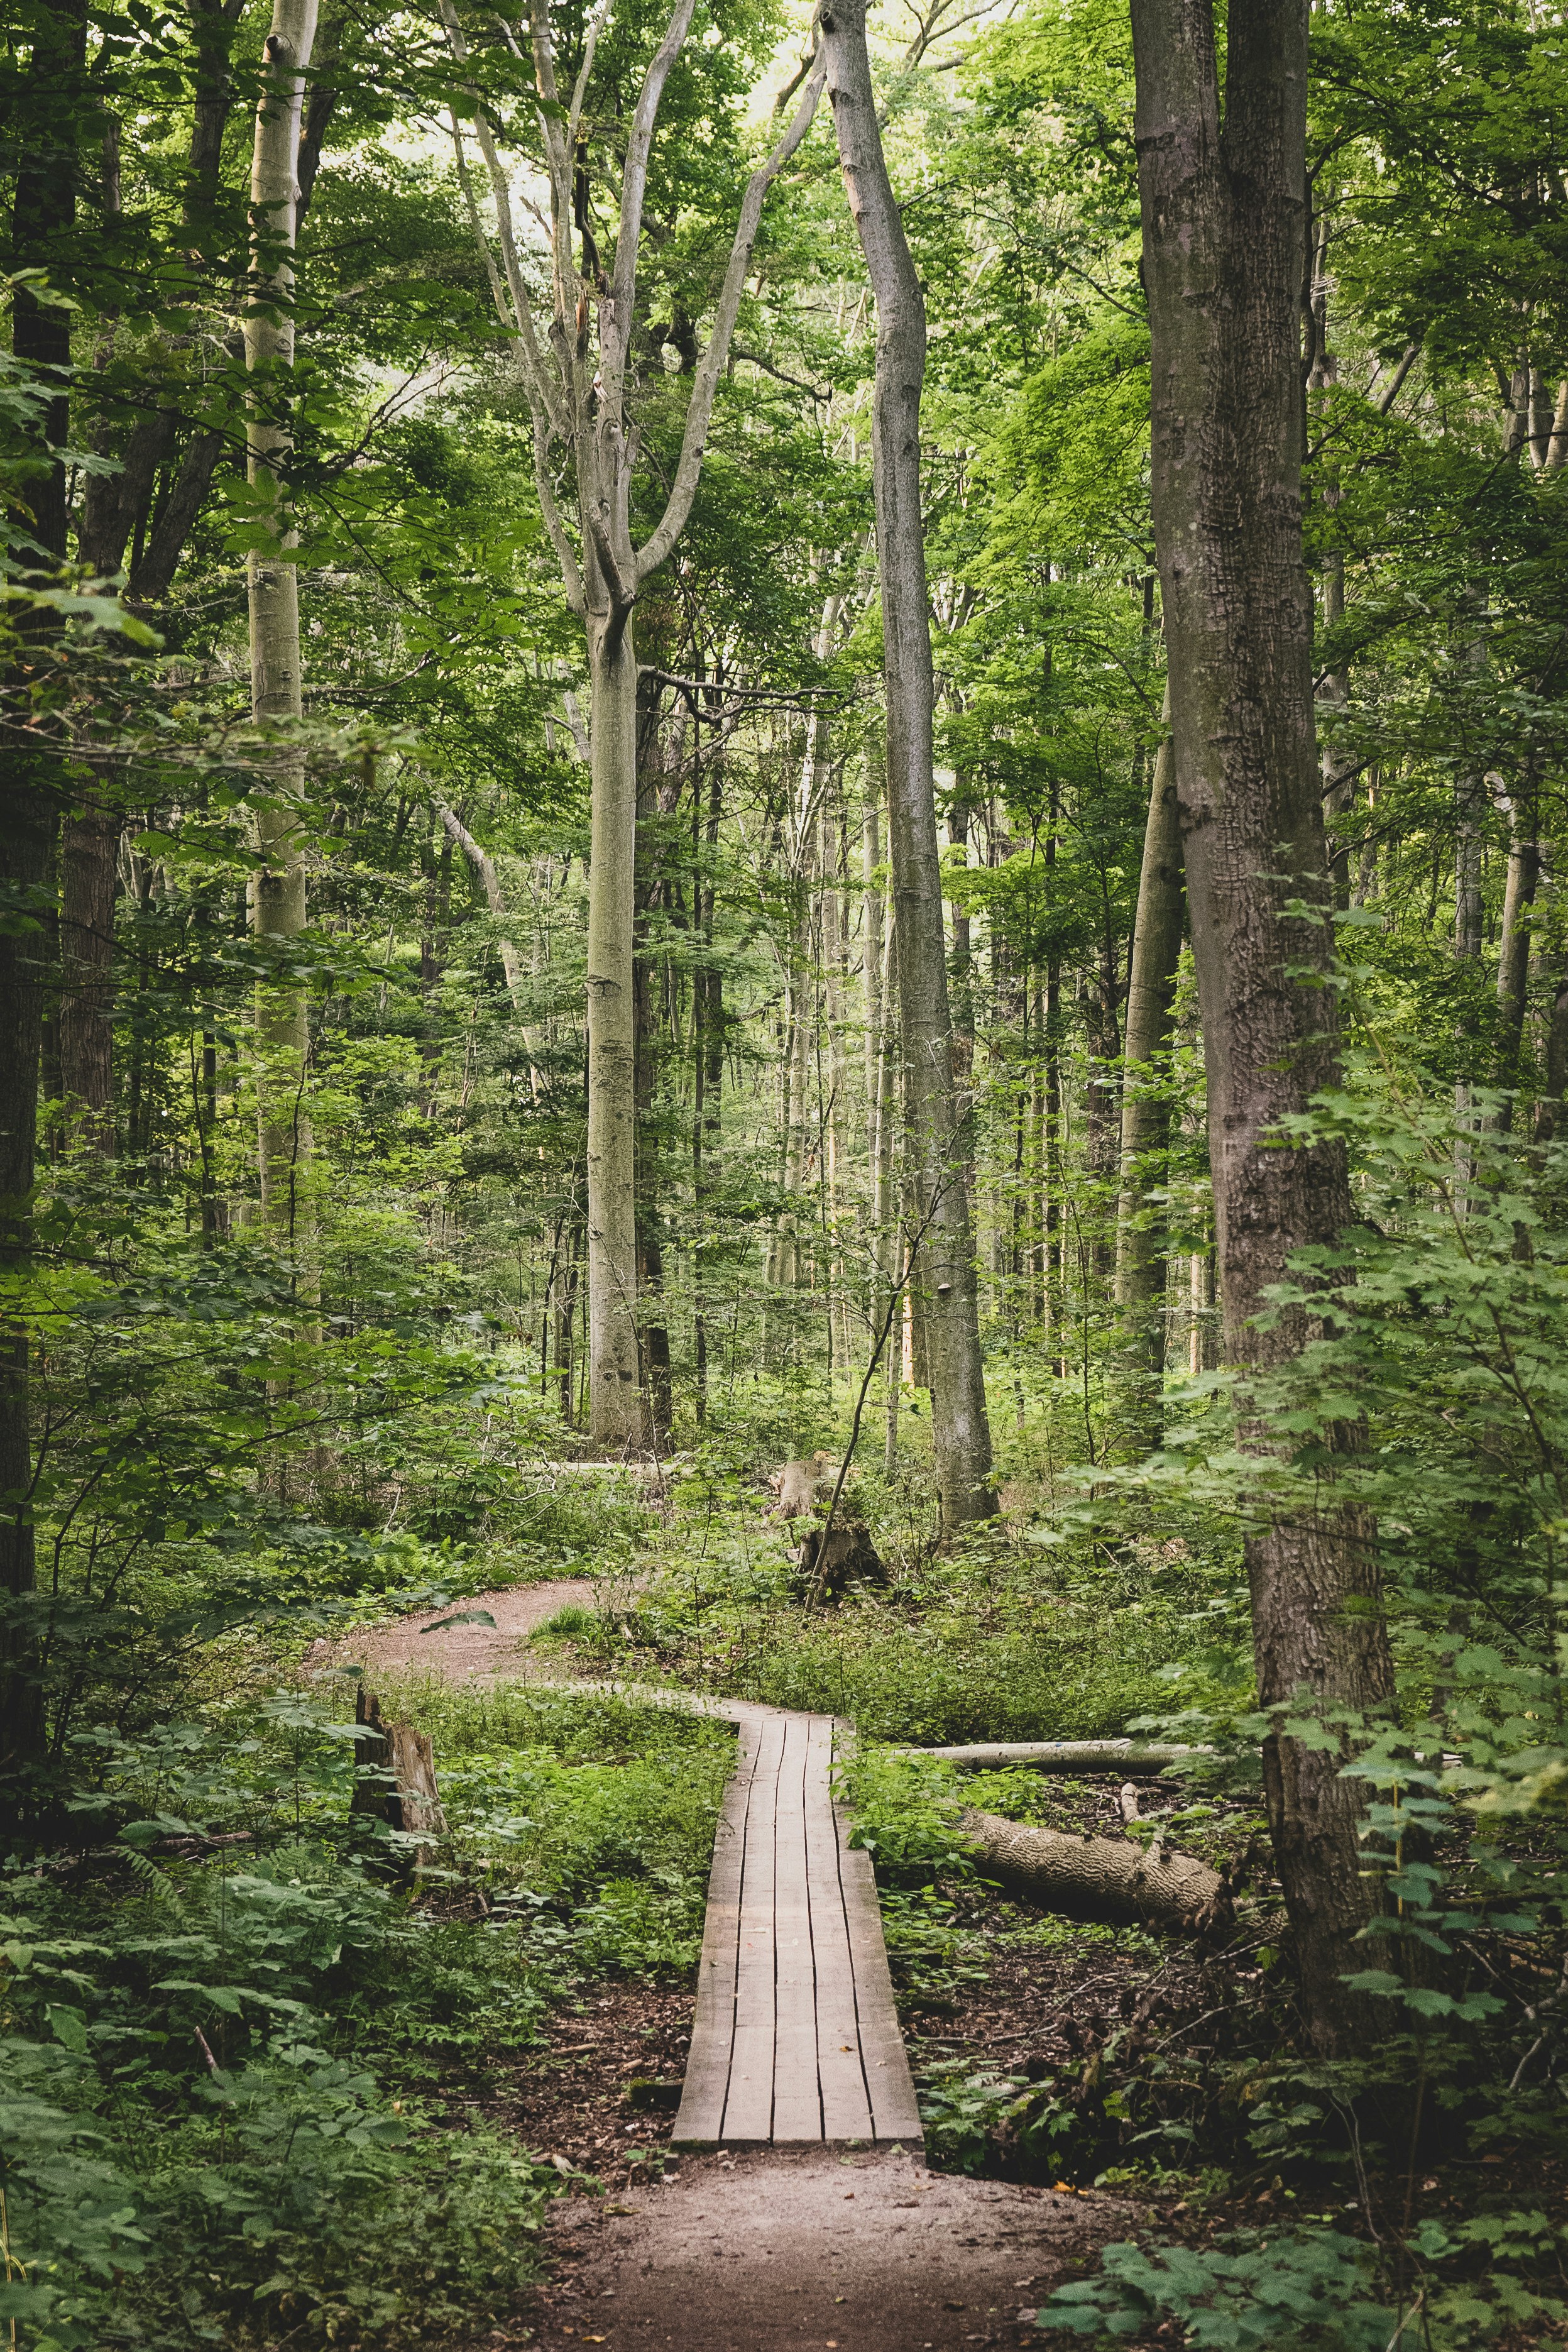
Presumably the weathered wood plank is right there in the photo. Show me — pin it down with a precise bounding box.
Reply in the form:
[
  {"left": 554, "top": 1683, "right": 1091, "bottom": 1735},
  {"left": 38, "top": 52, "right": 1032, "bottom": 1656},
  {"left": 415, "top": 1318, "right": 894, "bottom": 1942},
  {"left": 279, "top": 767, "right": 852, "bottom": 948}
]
[
  {"left": 671, "top": 1719, "right": 757, "bottom": 2148},
  {"left": 835, "top": 1776, "right": 923, "bottom": 2143},
  {"left": 806, "top": 1716, "right": 875, "bottom": 2140},
  {"left": 770, "top": 1714, "right": 822, "bottom": 2140},
  {"left": 721, "top": 1712, "right": 785, "bottom": 2142}
]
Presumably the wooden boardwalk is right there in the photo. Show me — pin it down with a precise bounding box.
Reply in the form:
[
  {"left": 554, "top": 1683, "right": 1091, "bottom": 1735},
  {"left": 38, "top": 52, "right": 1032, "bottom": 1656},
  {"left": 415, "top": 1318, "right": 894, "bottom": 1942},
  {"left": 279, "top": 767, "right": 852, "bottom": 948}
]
[{"left": 672, "top": 1705, "right": 923, "bottom": 2148}]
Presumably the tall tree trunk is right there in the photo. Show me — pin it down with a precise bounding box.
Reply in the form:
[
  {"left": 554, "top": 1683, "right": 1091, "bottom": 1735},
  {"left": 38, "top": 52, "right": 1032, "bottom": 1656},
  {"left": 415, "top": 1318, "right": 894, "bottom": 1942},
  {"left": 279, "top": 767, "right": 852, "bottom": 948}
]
[
  {"left": 1, "top": 0, "right": 89, "bottom": 1808},
  {"left": 1114, "top": 706, "right": 1183, "bottom": 1451},
  {"left": 1131, "top": 0, "right": 1396, "bottom": 2055},
  {"left": 441, "top": 1, "right": 823, "bottom": 1448},
  {"left": 58, "top": 804, "right": 119, "bottom": 1150},
  {"left": 585, "top": 612, "right": 644, "bottom": 1445},
  {"left": 825, "top": 0, "right": 995, "bottom": 1537},
  {"left": 245, "top": 0, "right": 319, "bottom": 1260},
  {"left": 1493, "top": 790, "right": 1538, "bottom": 1127}
]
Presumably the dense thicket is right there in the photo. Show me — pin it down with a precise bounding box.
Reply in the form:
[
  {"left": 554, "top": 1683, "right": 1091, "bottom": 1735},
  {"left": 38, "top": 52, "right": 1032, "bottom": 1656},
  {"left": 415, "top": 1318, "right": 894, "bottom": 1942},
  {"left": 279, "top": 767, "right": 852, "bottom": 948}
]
[{"left": 4, "top": 0, "right": 1568, "bottom": 2343}]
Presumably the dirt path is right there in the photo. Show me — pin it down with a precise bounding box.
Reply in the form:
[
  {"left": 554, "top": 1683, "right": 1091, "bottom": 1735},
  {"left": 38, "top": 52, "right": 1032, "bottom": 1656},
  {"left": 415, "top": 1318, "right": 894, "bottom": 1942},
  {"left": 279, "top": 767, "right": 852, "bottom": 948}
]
[
  {"left": 534, "top": 2146, "right": 1116, "bottom": 2352},
  {"left": 331, "top": 1581, "right": 1124, "bottom": 2347},
  {"left": 309, "top": 1577, "right": 596, "bottom": 1683}
]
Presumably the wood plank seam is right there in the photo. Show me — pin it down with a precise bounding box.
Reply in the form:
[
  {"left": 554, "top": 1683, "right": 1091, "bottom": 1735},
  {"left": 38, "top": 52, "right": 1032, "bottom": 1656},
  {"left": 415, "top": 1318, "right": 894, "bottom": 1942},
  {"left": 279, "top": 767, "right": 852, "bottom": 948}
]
[{"left": 672, "top": 1700, "right": 922, "bottom": 2150}]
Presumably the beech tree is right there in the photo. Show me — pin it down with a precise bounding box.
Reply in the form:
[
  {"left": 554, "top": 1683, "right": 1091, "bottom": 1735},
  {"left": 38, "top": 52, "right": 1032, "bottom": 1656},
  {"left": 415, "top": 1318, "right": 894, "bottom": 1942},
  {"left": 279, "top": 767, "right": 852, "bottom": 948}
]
[
  {"left": 245, "top": 0, "right": 319, "bottom": 1255},
  {"left": 442, "top": 0, "right": 826, "bottom": 1448},
  {"left": 823, "top": 0, "right": 996, "bottom": 1535}
]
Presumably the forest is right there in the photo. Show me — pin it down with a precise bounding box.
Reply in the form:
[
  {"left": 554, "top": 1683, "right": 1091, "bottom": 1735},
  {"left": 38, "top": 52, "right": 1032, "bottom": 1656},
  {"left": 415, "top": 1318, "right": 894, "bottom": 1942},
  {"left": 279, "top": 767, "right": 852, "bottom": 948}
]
[{"left": 3, "top": 0, "right": 1568, "bottom": 2344}]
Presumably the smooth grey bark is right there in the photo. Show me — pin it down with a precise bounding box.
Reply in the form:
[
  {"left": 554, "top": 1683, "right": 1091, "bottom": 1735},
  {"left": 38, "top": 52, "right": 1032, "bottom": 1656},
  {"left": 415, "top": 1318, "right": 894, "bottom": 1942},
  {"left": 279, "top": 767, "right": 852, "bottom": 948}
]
[
  {"left": 1131, "top": 0, "right": 1396, "bottom": 2055},
  {"left": 823, "top": 0, "right": 995, "bottom": 1536},
  {"left": 1113, "top": 694, "right": 1182, "bottom": 1449},
  {"left": 244, "top": 0, "right": 318, "bottom": 1248},
  {"left": 1493, "top": 789, "right": 1539, "bottom": 1126},
  {"left": 443, "top": 1, "right": 823, "bottom": 1446}
]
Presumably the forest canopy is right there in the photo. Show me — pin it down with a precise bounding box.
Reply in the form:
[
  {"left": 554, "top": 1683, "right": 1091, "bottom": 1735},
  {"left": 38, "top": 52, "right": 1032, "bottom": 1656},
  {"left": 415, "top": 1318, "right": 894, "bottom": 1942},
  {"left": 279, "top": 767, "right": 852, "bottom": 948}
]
[{"left": 4, "top": 0, "right": 1568, "bottom": 2344}]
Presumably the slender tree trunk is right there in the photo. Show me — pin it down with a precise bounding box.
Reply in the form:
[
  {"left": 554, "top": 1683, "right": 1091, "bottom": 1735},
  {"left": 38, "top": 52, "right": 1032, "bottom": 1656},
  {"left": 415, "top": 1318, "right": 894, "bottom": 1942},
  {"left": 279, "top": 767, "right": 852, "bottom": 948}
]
[
  {"left": 58, "top": 805, "right": 119, "bottom": 1150},
  {"left": 246, "top": 0, "right": 318, "bottom": 1259},
  {"left": 825, "top": 0, "right": 995, "bottom": 1536},
  {"left": 1494, "top": 794, "right": 1539, "bottom": 1126},
  {"left": 1131, "top": 0, "right": 1396, "bottom": 2055},
  {"left": 585, "top": 613, "right": 644, "bottom": 1446},
  {"left": 1114, "top": 706, "right": 1183, "bottom": 1451}
]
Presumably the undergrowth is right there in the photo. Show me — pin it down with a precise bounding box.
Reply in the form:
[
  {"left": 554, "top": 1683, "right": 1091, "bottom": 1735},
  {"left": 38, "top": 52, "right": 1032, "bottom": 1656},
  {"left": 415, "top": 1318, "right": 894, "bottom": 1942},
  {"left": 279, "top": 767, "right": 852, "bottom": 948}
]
[{"left": 0, "top": 1684, "right": 729, "bottom": 2350}]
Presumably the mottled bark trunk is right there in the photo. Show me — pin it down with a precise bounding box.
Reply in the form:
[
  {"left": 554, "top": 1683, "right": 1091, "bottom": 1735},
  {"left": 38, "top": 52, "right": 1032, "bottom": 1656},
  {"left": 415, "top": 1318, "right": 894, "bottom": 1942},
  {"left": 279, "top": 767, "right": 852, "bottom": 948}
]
[
  {"left": 1131, "top": 0, "right": 1395, "bottom": 2054},
  {"left": 245, "top": 0, "right": 318, "bottom": 1256},
  {"left": 825, "top": 0, "right": 995, "bottom": 1536},
  {"left": 1493, "top": 800, "right": 1538, "bottom": 1127},
  {"left": 585, "top": 613, "right": 644, "bottom": 1448},
  {"left": 1114, "top": 708, "right": 1183, "bottom": 1451}
]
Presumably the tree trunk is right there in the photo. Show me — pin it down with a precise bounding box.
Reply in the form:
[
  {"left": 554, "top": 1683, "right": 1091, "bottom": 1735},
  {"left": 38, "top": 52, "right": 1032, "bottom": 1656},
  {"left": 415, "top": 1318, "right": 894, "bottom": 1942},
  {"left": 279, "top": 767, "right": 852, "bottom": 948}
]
[
  {"left": 960, "top": 1808, "right": 1227, "bottom": 1933},
  {"left": 245, "top": 0, "right": 319, "bottom": 1255},
  {"left": 1494, "top": 794, "right": 1539, "bottom": 1125},
  {"left": 1114, "top": 704, "right": 1183, "bottom": 1450},
  {"left": 585, "top": 614, "right": 644, "bottom": 1448},
  {"left": 1, "top": 0, "right": 89, "bottom": 1810},
  {"left": 58, "top": 804, "right": 119, "bottom": 1150},
  {"left": 824, "top": 0, "right": 995, "bottom": 1538},
  {"left": 1131, "top": 0, "right": 1396, "bottom": 2054}
]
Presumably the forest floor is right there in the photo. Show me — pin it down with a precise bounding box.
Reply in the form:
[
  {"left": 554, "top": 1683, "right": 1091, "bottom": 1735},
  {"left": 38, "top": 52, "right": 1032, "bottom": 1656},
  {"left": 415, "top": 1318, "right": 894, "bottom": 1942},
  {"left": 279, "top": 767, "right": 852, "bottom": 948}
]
[{"left": 343, "top": 1580, "right": 1135, "bottom": 2351}]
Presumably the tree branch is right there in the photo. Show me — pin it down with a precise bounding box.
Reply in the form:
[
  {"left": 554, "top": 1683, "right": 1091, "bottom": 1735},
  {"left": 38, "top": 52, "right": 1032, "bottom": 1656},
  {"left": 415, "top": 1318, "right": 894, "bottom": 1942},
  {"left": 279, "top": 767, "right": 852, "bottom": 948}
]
[{"left": 635, "top": 53, "right": 828, "bottom": 585}]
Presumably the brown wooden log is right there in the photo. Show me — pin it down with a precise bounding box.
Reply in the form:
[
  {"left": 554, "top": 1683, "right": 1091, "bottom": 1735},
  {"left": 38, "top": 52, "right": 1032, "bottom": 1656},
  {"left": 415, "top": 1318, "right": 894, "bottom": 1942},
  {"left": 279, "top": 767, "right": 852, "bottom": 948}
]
[
  {"left": 961, "top": 1806, "right": 1228, "bottom": 1933},
  {"left": 892, "top": 1739, "right": 1218, "bottom": 1774},
  {"left": 350, "top": 1687, "right": 446, "bottom": 1863}
]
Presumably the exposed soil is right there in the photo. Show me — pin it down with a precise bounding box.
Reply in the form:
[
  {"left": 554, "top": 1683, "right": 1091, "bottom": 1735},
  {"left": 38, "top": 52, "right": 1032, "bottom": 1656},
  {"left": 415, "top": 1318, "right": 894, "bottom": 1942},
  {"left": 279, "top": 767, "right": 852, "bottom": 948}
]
[
  {"left": 307, "top": 1578, "right": 598, "bottom": 1684},
  {"left": 527, "top": 2145, "right": 1124, "bottom": 2352}
]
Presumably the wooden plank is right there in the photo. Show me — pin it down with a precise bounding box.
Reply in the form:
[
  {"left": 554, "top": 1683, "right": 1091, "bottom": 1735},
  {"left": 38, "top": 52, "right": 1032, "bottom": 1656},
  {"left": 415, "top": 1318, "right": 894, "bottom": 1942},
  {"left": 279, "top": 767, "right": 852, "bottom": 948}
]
[
  {"left": 770, "top": 1713, "right": 823, "bottom": 2140},
  {"left": 834, "top": 1737, "right": 924, "bottom": 2143},
  {"left": 804, "top": 1715, "right": 875, "bottom": 2141},
  {"left": 720, "top": 1712, "right": 785, "bottom": 2141},
  {"left": 671, "top": 1719, "right": 756, "bottom": 2148}
]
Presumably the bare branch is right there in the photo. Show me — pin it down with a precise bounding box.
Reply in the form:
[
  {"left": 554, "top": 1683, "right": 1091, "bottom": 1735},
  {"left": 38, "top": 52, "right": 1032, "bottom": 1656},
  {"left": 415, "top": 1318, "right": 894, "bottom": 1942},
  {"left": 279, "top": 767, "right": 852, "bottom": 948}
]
[
  {"left": 448, "top": 109, "right": 514, "bottom": 331},
  {"left": 437, "top": 0, "right": 565, "bottom": 437},
  {"left": 635, "top": 53, "right": 828, "bottom": 585},
  {"left": 605, "top": 0, "right": 702, "bottom": 403},
  {"left": 569, "top": 0, "right": 613, "bottom": 141}
]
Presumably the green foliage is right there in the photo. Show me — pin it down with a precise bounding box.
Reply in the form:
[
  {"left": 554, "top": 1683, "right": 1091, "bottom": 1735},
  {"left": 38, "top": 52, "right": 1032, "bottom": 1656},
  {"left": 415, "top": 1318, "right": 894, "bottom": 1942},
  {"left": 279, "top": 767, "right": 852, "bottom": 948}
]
[
  {"left": 1037, "top": 2231, "right": 1396, "bottom": 2352},
  {"left": 0, "top": 1686, "right": 725, "bottom": 2346}
]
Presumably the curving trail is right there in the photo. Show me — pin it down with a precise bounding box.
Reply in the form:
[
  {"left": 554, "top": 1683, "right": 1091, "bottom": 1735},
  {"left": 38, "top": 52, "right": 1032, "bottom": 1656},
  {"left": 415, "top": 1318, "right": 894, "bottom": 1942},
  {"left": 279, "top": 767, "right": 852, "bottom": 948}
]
[{"left": 334, "top": 1580, "right": 1126, "bottom": 2350}]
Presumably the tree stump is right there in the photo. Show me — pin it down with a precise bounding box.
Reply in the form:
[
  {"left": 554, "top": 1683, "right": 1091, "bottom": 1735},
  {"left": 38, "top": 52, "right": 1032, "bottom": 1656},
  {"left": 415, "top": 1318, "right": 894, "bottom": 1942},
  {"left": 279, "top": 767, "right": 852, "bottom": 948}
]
[{"left": 349, "top": 1686, "right": 446, "bottom": 1866}]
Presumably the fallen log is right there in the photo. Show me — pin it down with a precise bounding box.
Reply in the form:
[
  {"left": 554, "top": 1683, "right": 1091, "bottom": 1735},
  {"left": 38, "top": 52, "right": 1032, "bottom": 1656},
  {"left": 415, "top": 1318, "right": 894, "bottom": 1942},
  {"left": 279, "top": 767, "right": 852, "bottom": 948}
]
[
  {"left": 891, "top": 1739, "right": 1217, "bottom": 1774},
  {"left": 960, "top": 1806, "right": 1229, "bottom": 1933}
]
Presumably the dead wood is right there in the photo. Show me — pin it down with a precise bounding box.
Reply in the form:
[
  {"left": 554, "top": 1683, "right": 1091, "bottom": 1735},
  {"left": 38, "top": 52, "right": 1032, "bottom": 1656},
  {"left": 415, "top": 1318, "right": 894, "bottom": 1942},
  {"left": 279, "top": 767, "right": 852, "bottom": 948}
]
[
  {"left": 350, "top": 1686, "right": 446, "bottom": 1863},
  {"left": 892, "top": 1739, "right": 1219, "bottom": 1774},
  {"left": 961, "top": 1806, "right": 1229, "bottom": 1933}
]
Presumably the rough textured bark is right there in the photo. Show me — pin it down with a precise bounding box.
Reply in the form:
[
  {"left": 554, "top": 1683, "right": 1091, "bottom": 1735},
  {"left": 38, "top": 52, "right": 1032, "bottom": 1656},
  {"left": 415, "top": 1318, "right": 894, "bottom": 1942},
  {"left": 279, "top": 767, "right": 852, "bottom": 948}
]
[
  {"left": 895, "top": 1739, "right": 1215, "bottom": 1774},
  {"left": 2, "top": 0, "right": 89, "bottom": 1808},
  {"left": 961, "top": 1809, "right": 1227, "bottom": 1932},
  {"left": 245, "top": 0, "right": 318, "bottom": 1248},
  {"left": 1131, "top": 0, "right": 1395, "bottom": 2053},
  {"left": 823, "top": 0, "right": 995, "bottom": 1536},
  {"left": 1113, "top": 700, "right": 1182, "bottom": 1449}
]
